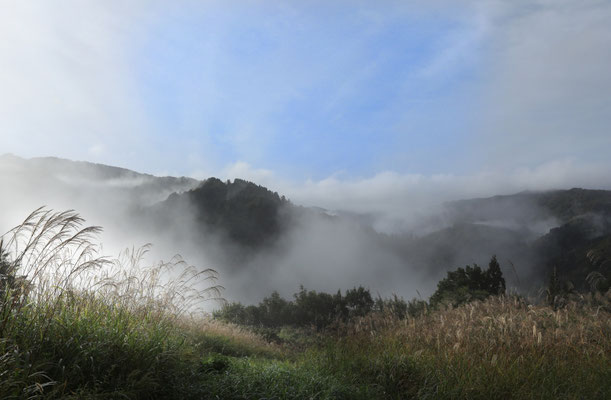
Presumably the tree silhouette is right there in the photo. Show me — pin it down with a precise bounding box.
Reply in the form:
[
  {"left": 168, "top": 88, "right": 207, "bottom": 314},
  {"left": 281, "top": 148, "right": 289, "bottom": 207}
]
[{"left": 430, "top": 255, "right": 506, "bottom": 308}]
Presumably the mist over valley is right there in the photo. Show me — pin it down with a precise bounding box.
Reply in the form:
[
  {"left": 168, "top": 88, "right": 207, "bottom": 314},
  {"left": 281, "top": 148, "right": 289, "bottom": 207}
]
[
  {"left": 3, "top": 153, "right": 610, "bottom": 305},
  {"left": 1, "top": 2, "right": 610, "bottom": 397}
]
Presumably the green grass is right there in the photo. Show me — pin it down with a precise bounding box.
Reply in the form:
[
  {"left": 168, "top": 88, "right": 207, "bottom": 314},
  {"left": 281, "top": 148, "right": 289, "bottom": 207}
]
[
  {"left": 301, "top": 295, "right": 611, "bottom": 400},
  {"left": 197, "top": 356, "right": 360, "bottom": 400},
  {"left": 1, "top": 208, "right": 609, "bottom": 399},
  {"left": 2, "top": 288, "right": 609, "bottom": 399}
]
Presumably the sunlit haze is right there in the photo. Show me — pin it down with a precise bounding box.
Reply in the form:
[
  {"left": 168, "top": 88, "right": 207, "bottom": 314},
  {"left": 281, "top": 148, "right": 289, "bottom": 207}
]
[{"left": 1, "top": 0, "right": 610, "bottom": 210}]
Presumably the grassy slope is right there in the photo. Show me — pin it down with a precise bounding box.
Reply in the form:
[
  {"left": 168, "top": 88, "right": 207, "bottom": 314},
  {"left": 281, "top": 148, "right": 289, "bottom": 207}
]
[
  {"left": 1, "top": 209, "right": 609, "bottom": 399},
  {"left": 309, "top": 295, "right": 611, "bottom": 399},
  {"left": 2, "top": 293, "right": 609, "bottom": 399}
]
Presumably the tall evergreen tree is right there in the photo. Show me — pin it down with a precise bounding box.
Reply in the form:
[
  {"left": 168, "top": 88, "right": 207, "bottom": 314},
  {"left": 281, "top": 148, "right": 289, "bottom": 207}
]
[
  {"left": 485, "top": 255, "right": 506, "bottom": 295},
  {"left": 430, "top": 255, "right": 506, "bottom": 308}
]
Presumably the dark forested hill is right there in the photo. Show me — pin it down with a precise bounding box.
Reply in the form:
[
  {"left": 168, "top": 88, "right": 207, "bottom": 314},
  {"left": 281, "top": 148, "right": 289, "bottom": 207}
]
[
  {"left": 532, "top": 214, "right": 611, "bottom": 290},
  {"left": 444, "top": 188, "right": 611, "bottom": 289},
  {"left": 159, "top": 178, "right": 294, "bottom": 248},
  {"left": 446, "top": 188, "right": 611, "bottom": 226},
  {"left": 406, "top": 223, "right": 531, "bottom": 279},
  {"left": 2, "top": 154, "right": 611, "bottom": 296},
  {"left": 150, "top": 179, "right": 611, "bottom": 292}
]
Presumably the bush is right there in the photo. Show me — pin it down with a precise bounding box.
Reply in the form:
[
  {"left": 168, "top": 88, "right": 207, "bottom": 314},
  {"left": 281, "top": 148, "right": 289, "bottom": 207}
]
[
  {"left": 430, "top": 255, "right": 506, "bottom": 308},
  {"left": 344, "top": 286, "right": 374, "bottom": 318},
  {"left": 215, "top": 286, "right": 379, "bottom": 330}
]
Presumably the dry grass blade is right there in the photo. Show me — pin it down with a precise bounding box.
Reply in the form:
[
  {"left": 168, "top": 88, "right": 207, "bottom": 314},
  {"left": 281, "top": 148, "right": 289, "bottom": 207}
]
[
  {"left": 1, "top": 208, "right": 108, "bottom": 304},
  {"left": 92, "top": 244, "right": 224, "bottom": 319},
  {"left": 1, "top": 207, "right": 224, "bottom": 318}
]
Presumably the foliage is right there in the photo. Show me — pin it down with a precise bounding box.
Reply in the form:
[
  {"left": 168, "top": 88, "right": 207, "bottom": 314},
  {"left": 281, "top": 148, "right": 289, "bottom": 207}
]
[
  {"left": 216, "top": 256, "right": 507, "bottom": 331},
  {"left": 543, "top": 266, "right": 577, "bottom": 310},
  {"left": 180, "top": 177, "right": 291, "bottom": 247},
  {"left": 311, "top": 295, "right": 611, "bottom": 399},
  {"left": 536, "top": 188, "right": 611, "bottom": 222},
  {"left": 585, "top": 240, "right": 611, "bottom": 293},
  {"left": 373, "top": 294, "right": 428, "bottom": 319},
  {"left": 215, "top": 286, "right": 385, "bottom": 331},
  {"left": 344, "top": 286, "right": 374, "bottom": 317},
  {"left": 429, "top": 255, "right": 506, "bottom": 308},
  {"left": 197, "top": 356, "right": 361, "bottom": 400},
  {"left": 292, "top": 287, "right": 338, "bottom": 329},
  {"left": 1, "top": 208, "right": 609, "bottom": 399}
]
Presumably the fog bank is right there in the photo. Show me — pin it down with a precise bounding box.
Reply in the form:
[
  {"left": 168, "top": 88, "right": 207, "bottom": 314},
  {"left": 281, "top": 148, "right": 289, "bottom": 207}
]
[{"left": 2, "top": 154, "right": 611, "bottom": 306}]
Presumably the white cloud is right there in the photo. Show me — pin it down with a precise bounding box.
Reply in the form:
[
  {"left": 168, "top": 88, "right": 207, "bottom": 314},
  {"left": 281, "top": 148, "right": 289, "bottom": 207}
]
[
  {"left": 219, "top": 162, "right": 276, "bottom": 185},
  {"left": 1, "top": 0, "right": 609, "bottom": 181},
  {"left": 472, "top": 0, "right": 611, "bottom": 165},
  {"left": 0, "top": 1, "right": 153, "bottom": 166},
  {"left": 88, "top": 144, "right": 106, "bottom": 157},
  {"left": 217, "top": 158, "right": 611, "bottom": 232}
]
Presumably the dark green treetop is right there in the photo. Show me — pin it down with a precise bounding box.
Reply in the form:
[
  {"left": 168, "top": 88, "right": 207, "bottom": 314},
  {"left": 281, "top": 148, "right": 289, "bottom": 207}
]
[{"left": 429, "top": 255, "right": 506, "bottom": 308}]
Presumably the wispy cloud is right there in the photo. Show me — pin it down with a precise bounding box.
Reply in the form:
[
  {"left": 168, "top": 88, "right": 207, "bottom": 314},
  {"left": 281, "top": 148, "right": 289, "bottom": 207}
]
[
  {"left": 0, "top": 2, "right": 154, "bottom": 169},
  {"left": 216, "top": 158, "right": 611, "bottom": 232},
  {"left": 473, "top": 0, "right": 611, "bottom": 167},
  {"left": 0, "top": 0, "right": 609, "bottom": 184}
]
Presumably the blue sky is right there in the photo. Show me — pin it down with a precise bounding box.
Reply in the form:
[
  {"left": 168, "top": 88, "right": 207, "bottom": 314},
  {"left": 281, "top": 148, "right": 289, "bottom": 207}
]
[
  {"left": 1, "top": 0, "right": 611, "bottom": 210},
  {"left": 132, "top": 1, "right": 482, "bottom": 179}
]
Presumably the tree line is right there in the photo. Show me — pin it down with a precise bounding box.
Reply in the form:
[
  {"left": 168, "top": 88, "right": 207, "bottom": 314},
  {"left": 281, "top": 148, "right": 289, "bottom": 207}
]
[{"left": 214, "top": 256, "right": 506, "bottom": 330}]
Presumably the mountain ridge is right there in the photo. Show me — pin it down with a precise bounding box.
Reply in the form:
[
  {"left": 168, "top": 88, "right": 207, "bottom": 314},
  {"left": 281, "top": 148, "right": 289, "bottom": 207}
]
[{"left": 2, "top": 154, "right": 610, "bottom": 294}]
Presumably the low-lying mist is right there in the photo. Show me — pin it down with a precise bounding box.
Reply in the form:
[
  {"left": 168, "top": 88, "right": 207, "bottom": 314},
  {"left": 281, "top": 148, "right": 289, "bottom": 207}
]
[{"left": 2, "top": 154, "right": 610, "bottom": 307}]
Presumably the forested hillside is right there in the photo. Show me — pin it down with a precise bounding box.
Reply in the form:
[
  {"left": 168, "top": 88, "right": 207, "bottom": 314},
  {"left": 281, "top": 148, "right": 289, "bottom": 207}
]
[{"left": 2, "top": 155, "right": 611, "bottom": 298}]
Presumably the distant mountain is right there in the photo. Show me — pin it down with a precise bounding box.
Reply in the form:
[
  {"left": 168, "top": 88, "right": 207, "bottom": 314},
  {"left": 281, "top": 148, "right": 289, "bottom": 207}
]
[
  {"left": 532, "top": 214, "right": 611, "bottom": 290},
  {"left": 0, "top": 154, "right": 199, "bottom": 207},
  {"left": 410, "top": 223, "right": 531, "bottom": 276},
  {"left": 0, "top": 153, "right": 199, "bottom": 192},
  {"left": 150, "top": 177, "right": 611, "bottom": 290},
  {"left": 156, "top": 177, "right": 294, "bottom": 248},
  {"left": 2, "top": 154, "right": 611, "bottom": 295},
  {"left": 443, "top": 189, "right": 611, "bottom": 289},
  {"left": 446, "top": 188, "right": 611, "bottom": 226}
]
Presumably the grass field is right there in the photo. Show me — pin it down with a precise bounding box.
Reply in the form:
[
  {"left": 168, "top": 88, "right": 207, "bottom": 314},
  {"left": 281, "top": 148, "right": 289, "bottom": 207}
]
[
  {"left": 2, "top": 286, "right": 609, "bottom": 399},
  {"left": 1, "top": 209, "right": 609, "bottom": 399}
]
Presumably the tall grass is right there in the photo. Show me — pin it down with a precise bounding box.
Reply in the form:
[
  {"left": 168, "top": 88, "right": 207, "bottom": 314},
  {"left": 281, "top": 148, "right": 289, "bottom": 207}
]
[
  {"left": 309, "top": 294, "right": 611, "bottom": 399},
  {"left": 1, "top": 208, "right": 609, "bottom": 399},
  {"left": 0, "top": 208, "right": 228, "bottom": 398}
]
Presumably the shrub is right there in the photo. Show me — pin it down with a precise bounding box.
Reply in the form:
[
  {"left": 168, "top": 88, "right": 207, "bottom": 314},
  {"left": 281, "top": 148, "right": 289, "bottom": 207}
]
[
  {"left": 214, "top": 286, "right": 378, "bottom": 330},
  {"left": 430, "top": 255, "right": 506, "bottom": 308},
  {"left": 344, "top": 286, "right": 374, "bottom": 318}
]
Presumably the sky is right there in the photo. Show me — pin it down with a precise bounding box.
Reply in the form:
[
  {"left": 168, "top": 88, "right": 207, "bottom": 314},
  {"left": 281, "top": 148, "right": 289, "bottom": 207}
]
[{"left": 1, "top": 0, "right": 611, "bottom": 210}]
